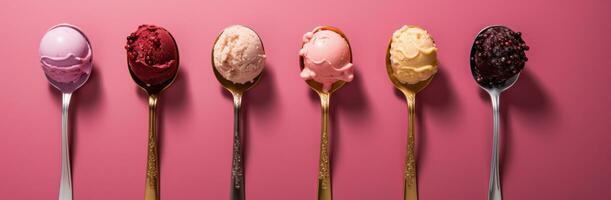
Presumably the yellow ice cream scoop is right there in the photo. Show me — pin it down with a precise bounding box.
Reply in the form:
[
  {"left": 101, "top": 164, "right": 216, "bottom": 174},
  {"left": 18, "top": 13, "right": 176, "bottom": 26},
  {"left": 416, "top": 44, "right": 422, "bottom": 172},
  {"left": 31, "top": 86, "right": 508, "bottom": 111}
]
[
  {"left": 389, "top": 25, "right": 438, "bottom": 84},
  {"left": 385, "top": 25, "right": 438, "bottom": 200}
]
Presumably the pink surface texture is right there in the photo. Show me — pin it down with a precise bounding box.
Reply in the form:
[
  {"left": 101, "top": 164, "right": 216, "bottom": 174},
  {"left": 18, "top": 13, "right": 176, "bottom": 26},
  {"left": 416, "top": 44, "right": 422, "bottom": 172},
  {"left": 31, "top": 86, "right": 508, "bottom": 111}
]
[{"left": 1, "top": 0, "right": 610, "bottom": 199}]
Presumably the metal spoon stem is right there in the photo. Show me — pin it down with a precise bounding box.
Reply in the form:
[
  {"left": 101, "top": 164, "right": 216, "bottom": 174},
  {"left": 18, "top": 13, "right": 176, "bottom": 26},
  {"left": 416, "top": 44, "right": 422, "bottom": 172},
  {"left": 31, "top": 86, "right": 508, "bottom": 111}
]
[
  {"left": 488, "top": 90, "right": 502, "bottom": 200},
  {"left": 59, "top": 92, "right": 73, "bottom": 200},
  {"left": 317, "top": 92, "right": 332, "bottom": 200},
  {"left": 145, "top": 95, "right": 160, "bottom": 200},
  {"left": 230, "top": 92, "right": 245, "bottom": 200},
  {"left": 404, "top": 92, "right": 418, "bottom": 200}
]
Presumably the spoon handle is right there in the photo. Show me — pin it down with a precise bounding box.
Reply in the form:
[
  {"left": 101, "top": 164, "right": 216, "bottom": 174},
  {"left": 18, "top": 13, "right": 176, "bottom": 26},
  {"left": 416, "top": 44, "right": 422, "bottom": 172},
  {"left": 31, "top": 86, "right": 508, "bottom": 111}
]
[
  {"left": 317, "top": 93, "right": 332, "bottom": 200},
  {"left": 488, "top": 91, "right": 502, "bottom": 200},
  {"left": 145, "top": 95, "right": 160, "bottom": 200},
  {"left": 231, "top": 93, "right": 245, "bottom": 200},
  {"left": 404, "top": 93, "right": 418, "bottom": 200},
  {"left": 59, "top": 93, "right": 73, "bottom": 200}
]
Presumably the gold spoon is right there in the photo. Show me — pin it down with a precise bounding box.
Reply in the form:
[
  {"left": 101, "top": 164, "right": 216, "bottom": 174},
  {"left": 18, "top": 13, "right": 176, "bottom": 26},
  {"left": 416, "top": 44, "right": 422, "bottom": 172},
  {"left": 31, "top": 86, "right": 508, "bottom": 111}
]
[
  {"left": 385, "top": 26, "right": 436, "bottom": 200},
  {"left": 128, "top": 34, "right": 179, "bottom": 200},
  {"left": 299, "top": 26, "right": 352, "bottom": 200},
  {"left": 211, "top": 25, "right": 264, "bottom": 200}
]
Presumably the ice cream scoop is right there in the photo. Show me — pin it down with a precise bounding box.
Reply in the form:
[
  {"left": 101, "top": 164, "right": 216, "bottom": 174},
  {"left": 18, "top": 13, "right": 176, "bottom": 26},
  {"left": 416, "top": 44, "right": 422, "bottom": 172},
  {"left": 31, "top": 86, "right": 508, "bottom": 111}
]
[
  {"left": 126, "top": 24, "right": 179, "bottom": 200},
  {"left": 40, "top": 24, "right": 92, "bottom": 92},
  {"left": 126, "top": 24, "right": 179, "bottom": 87},
  {"left": 389, "top": 25, "right": 438, "bottom": 84},
  {"left": 469, "top": 25, "right": 529, "bottom": 200},
  {"left": 213, "top": 25, "right": 265, "bottom": 84},
  {"left": 471, "top": 26, "right": 529, "bottom": 87},
  {"left": 39, "top": 23, "right": 93, "bottom": 200},
  {"left": 299, "top": 26, "right": 354, "bottom": 93}
]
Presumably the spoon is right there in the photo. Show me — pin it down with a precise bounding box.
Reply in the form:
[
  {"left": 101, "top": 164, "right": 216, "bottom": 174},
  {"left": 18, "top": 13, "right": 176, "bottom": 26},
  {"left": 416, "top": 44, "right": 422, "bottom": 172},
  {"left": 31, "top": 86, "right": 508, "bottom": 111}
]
[
  {"left": 211, "top": 25, "right": 264, "bottom": 200},
  {"left": 127, "top": 28, "right": 179, "bottom": 200},
  {"left": 470, "top": 25, "right": 521, "bottom": 200},
  {"left": 385, "top": 27, "right": 435, "bottom": 200},
  {"left": 299, "top": 26, "right": 352, "bottom": 200},
  {"left": 39, "top": 24, "right": 93, "bottom": 200}
]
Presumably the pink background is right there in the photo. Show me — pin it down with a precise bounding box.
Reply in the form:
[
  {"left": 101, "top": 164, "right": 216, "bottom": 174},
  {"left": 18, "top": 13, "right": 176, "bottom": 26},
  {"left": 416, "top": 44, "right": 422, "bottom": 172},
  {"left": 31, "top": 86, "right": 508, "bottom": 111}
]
[{"left": 1, "top": 0, "right": 610, "bottom": 199}]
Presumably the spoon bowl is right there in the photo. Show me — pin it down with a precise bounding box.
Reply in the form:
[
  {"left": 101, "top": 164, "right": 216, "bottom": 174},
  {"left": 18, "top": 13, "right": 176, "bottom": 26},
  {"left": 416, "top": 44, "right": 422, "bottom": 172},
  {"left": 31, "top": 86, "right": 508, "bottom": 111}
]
[
  {"left": 47, "top": 73, "right": 92, "bottom": 93},
  {"left": 212, "top": 68, "right": 262, "bottom": 95},
  {"left": 128, "top": 67, "right": 178, "bottom": 95}
]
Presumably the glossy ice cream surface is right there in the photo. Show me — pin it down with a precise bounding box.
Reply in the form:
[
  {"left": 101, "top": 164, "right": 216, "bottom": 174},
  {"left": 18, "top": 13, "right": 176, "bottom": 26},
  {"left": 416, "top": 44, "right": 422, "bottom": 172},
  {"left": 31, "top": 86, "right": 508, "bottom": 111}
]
[
  {"left": 299, "top": 27, "right": 354, "bottom": 92},
  {"left": 389, "top": 25, "right": 437, "bottom": 84},
  {"left": 39, "top": 24, "right": 92, "bottom": 91},
  {"left": 125, "top": 24, "right": 179, "bottom": 86},
  {"left": 213, "top": 25, "right": 265, "bottom": 84}
]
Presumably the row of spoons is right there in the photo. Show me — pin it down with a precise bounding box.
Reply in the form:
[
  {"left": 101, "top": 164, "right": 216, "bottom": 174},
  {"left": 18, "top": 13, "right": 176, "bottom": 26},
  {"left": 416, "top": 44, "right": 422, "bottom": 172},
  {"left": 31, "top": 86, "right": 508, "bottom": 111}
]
[{"left": 39, "top": 23, "right": 529, "bottom": 200}]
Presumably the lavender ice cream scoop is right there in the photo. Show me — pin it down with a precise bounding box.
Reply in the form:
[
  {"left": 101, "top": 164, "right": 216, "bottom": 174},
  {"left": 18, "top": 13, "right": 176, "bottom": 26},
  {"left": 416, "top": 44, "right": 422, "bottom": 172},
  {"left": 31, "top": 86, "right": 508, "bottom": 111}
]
[{"left": 39, "top": 24, "right": 92, "bottom": 92}]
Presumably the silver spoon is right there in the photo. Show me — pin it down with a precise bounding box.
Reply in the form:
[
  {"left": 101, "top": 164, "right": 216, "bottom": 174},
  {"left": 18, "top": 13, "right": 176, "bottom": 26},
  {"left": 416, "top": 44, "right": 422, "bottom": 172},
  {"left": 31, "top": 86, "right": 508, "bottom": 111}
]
[
  {"left": 39, "top": 24, "right": 93, "bottom": 200},
  {"left": 470, "top": 25, "right": 521, "bottom": 200}
]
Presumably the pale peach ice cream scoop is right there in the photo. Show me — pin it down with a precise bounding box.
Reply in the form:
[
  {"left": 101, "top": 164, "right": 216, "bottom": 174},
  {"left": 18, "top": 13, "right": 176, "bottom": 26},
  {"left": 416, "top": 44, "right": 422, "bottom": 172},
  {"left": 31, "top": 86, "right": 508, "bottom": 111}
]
[
  {"left": 389, "top": 25, "right": 438, "bottom": 84},
  {"left": 213, "top": 25, "right": 265, "bottom": 84},
  {"left": 299, "top": 27, "right": 354, "bottom": 92}
]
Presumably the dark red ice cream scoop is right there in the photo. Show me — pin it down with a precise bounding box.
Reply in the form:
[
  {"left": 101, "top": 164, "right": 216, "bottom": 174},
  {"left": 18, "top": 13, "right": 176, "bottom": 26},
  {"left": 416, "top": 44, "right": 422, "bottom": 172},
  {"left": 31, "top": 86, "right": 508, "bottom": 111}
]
[
  {"left": 126, "top": 24, "right": 178, "bottom": 86},
  {"left": 471, "top": 26, "right": 529, "bottom": 87}
]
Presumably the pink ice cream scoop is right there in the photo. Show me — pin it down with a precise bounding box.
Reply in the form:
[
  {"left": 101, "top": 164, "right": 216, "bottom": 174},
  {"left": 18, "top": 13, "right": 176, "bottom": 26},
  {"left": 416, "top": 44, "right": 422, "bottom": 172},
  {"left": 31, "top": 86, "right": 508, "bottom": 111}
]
[
  {"left": 299, "top": 27, "right": 354, "bottom": 92},
  {"left": 39, "top": 24, "right": 92, "bottom": 92}
]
